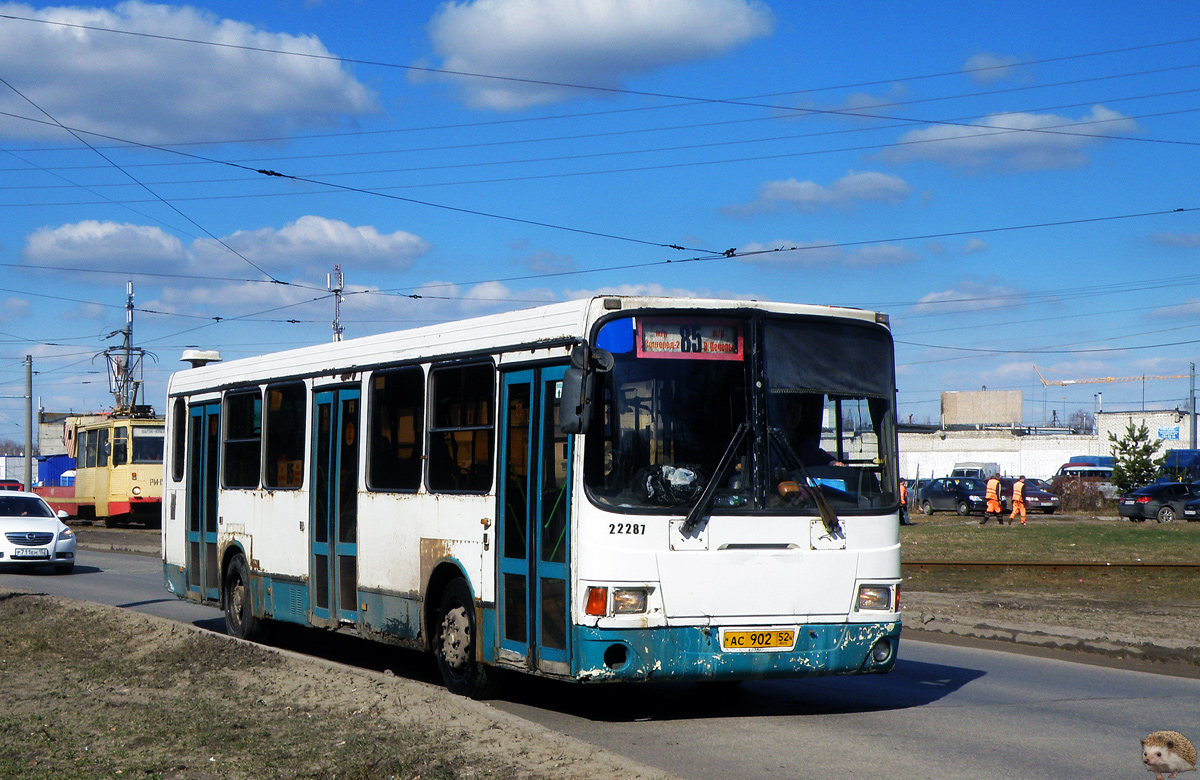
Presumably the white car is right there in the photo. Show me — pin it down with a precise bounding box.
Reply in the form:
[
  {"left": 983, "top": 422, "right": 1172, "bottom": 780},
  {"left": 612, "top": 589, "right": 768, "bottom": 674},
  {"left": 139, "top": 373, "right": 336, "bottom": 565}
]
[{"left": 0, "top": 493, "right": 76, "bottom": 574}]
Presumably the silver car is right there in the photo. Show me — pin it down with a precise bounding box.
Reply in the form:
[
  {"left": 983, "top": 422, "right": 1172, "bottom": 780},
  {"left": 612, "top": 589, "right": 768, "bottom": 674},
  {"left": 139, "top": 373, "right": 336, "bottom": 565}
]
[{"left": 0, "top": 493, "right": 76, "bottom": 574}]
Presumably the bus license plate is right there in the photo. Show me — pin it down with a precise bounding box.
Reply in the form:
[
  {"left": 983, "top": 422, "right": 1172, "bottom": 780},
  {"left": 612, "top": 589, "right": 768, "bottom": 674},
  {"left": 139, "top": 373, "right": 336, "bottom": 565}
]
[
  {"left": 720, "top": 628, "right": 797, "bottom": 652},
  {"left": 13, "top": 548, "right": 49, "bottom": 559}
]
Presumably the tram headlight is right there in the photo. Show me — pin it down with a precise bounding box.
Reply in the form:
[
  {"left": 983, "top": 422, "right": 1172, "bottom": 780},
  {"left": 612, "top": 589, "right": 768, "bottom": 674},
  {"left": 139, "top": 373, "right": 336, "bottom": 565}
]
[
  {"left": 612, "top": 588, "right": 648, "bottom": 615},
  {"left": 856, "top": 584, "right": 893, "bottom": 611},
  {"left": 131, "top": 486, "right": 142, "bottom": 496}
]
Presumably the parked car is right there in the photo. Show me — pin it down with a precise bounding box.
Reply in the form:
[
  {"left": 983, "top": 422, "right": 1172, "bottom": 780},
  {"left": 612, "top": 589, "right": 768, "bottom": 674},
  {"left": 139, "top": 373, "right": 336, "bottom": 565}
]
[
  {"left": 916, "top": 477, "right": 987, "bottom": 516},
  {"left": 999, "top": 477, "right": 1060, "bottom": 514},
  {"left": 1117, "top": 482, "right": 1200, "bottom": 523},
  {"left": 0, "top": 493, "right": 75, "bottom": 573},
  {"left": 0, "top": 479, "right": 22, "bottom": 491},
  {"left": 1183, "top": 496, "right": 1200, "bottom": 521},
  {"left": 1050, "top": 465, "right": 1118, "bottom": 499}
]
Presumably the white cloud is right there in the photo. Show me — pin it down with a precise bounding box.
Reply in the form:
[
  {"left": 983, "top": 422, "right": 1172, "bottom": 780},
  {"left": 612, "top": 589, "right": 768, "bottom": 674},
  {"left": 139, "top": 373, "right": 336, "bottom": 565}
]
[
  {"left": 1151, "top": 232, "right": 1200, "bottom": 248},
  {"left": 561, "top": 282, "right": 707, "bottom": 299},
  {"left": 727, "top": 170, "right": 912, "bottom": 215},
  {"left": 422, "top": 0, "right": 774, "bottom": 110},
  {"left": 884, "top": 106, "right": 1138, "bottom": 170},
  {"left": 519, "top": 250, "right": 577, "bottom": 274},
  {"left": 23, "top": 220, "right": 186, "bottom": 269},
  {"left": 0, "top": 297, "right": 30, "bottom": 324},
  {"left": 963, "top": 52, "right": 1021, "bottom": 84},
  {"left": 963, "top": 238, "right": 990, "bottom": 254},
  {"left": 194, "top": 216, "right": 431, "bottom": 276},
  {"left": 913, "top": 280, "right": 1023, "bottom": 314},
  {"left": 1148, "top": 299, "right": 1200, "bottom": 320},
  {"left": 735, "top": 239, "right": 916, "bottom": 267},
  {"left": 0, "top": 1, "right": 377, "bottom": 143},
  {"left": 24, "top": 216, "right": 430, "bottom": 282}
]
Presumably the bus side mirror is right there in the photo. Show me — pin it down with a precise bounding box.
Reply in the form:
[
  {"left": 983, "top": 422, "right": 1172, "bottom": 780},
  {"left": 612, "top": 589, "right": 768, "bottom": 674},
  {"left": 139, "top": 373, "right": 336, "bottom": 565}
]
[{"left": 560, "top": 367, "right": 593, "bottom": 435}]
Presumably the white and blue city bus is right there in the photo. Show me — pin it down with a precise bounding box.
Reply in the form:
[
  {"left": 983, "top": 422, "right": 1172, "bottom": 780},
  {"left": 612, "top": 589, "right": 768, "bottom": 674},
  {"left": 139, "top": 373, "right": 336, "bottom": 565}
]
[{"left": 161, "top": 296, "right": 901, "bottom": 697}]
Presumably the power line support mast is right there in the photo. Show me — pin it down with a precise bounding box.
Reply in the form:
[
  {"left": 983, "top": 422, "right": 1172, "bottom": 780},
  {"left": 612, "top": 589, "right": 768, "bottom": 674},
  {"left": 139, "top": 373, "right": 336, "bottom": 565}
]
[
  {"left": 24, "top": 355, "right": 31, "bottom": 491},
  {"left": 329, "top": 264, "right": 345, "bottom": 342},
  {"left": 101, "top": 281, "right": 153, "bottom": 416}
]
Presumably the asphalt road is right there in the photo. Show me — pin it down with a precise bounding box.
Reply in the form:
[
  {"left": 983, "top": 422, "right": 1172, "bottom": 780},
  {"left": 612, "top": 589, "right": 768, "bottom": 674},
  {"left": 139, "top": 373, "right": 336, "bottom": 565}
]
[{"left": 4, "top": 549, "right": 1196, "bottom": 780}]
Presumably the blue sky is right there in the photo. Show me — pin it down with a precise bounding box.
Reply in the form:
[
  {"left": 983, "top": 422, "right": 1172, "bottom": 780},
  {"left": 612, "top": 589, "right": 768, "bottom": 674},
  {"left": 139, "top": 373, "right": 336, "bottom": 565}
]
[{"left": 0, "top": 0, "right": 1198, "bottom": 442}]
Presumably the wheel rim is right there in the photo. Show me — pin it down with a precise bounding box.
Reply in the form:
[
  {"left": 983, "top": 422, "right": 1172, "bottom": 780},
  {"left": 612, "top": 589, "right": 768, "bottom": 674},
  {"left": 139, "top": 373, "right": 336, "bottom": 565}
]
[
  {"left": 440, "top": 604, "right": 472, "bottom": 674},
  {"left": 228, "top": 574, "right": 246, "bottom": 625},
  {"left": 922, "top": 502, "right": 932, "bottom": 515},
  {"left": 1159, "top": 507, "right": 1175, "bottom": 523}
]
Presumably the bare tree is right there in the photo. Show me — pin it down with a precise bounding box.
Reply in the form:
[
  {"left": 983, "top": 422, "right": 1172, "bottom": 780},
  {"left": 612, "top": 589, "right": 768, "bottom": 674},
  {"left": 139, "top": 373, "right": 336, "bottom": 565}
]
[{"left": 1068, "top": 409, "right": 1094, "bottom": 434}]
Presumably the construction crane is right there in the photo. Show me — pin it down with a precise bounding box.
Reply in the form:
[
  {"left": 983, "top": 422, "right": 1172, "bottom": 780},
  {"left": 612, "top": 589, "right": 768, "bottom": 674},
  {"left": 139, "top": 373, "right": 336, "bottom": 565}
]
[{"left": 1033, "top": 367, "right": 1188, "bottom": 386}]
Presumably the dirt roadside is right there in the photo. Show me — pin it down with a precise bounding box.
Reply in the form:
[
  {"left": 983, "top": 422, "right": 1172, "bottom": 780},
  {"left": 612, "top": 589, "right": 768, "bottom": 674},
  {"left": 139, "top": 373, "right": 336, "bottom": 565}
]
[{"left": 0, "top": 588, "right": 680, "bottom": 780}]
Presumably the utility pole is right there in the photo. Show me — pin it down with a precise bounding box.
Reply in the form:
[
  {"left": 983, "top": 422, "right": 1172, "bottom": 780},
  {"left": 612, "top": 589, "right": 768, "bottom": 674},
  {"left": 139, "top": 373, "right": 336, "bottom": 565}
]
[
  {"left": 1191, "top": 362, "right": 1196, "bottom": 450},
  {"left": 24, "top": 355, "right": 31, "bottom": 491},
  {"left": 329, "top": 264, "right": 345, "bottom": 342}
]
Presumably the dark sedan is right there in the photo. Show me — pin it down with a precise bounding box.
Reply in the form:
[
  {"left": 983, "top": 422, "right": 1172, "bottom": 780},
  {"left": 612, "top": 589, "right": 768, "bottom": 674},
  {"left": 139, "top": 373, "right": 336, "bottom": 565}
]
[
  {"left": 1183, "top": 497, "right": 1200, "bottom": 521},
  {"left": 916, "top": 477, "right": 987, "bottom": 516},
  {"left": 1118, "top": 482, "right": 1200, "bottom": 523},
  {"left": 1000, "top": 478, "right": 1060, "bottom": 514}
]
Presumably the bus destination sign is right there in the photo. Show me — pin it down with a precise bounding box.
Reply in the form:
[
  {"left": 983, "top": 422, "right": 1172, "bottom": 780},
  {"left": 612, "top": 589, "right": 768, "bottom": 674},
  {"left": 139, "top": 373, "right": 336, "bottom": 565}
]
[{"left": 636, "top": 318, "right": 743, "bottom": 361}]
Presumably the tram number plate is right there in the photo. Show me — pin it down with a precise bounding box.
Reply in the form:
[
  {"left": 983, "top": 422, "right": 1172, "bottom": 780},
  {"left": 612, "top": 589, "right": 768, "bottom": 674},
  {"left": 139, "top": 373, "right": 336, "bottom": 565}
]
[
  {"left": 12, "top": 548, "right": 49, "bottom": 559},
  {"left": 720, "top": 628, "right": 797, "bottom": 652}
]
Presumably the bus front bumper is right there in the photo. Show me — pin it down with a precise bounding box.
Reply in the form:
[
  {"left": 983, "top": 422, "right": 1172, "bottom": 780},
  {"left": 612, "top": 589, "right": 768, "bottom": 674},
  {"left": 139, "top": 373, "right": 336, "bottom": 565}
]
[{"left": 574, "top": 620, "right": 901, "bottom": 682}]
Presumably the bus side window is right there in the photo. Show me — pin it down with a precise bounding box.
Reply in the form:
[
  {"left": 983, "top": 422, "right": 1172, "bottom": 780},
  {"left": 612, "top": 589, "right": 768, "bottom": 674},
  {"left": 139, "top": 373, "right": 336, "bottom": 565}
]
[
  {"left": 264, "top": 383, "right": 306, "bottom": 489},
  {"left": 171, "top": 399, "right": 186, "bottom": 482},
  {"left": 428, "top": 363, "right": 495, "bottom": 493},
  {"left": 368, "top": 367, "right": 424, "bottom": 492},
  {"left": 224, "top": 390, "right": 263, "bottom": 489},
  {"left": 112, "top": 426, "right": 128, "bottom": 466}
]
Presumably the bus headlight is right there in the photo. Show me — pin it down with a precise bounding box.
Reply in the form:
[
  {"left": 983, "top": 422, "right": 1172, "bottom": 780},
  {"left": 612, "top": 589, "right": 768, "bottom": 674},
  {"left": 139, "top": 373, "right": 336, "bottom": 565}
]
[
  {"left": 612, "top": 588, "right": 648, "bottom": 614},
  {"left": 856, "top": 584, "right": 893, "bottom": 611}
]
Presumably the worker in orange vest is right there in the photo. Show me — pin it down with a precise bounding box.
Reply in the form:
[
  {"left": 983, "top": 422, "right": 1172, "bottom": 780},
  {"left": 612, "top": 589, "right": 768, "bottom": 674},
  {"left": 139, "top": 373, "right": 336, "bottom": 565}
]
[
  {"left": 982, "top": 472, "right": 1004, "bottom": 525},
  {"left": 1009, "top": 474, "right": 1028, "bottom": 525},
  {"left": 899, "top": 479, "right": 912, "bottom": 525}
]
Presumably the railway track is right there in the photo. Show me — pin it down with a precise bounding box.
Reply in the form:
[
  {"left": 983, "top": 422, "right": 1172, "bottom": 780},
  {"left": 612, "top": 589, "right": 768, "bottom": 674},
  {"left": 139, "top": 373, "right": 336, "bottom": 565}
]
[{"left": 903, "top": 560, "right": 1200, "bottom": 572}]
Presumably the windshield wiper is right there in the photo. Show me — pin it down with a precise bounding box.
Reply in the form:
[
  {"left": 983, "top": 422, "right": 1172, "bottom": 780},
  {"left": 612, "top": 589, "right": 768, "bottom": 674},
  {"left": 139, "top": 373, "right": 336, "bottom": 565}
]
[
  {"left": 767, "top": 427, "right": 843, "bottom": 537},
  {"left": 681, "top": 422, "right": 750, "bottom": 535}
]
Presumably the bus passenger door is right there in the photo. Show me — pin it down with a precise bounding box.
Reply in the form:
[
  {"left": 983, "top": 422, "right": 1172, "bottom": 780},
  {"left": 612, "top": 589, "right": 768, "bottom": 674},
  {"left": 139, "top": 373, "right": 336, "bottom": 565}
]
[
  {"left": 186, "top": 403, "right": 220, "bottom": 601},
  {"left": 311, "top": 388, "right": 360, "bottom": 627},
  {"left": 498, "top": 365, "right": 572, "bottom": 676}
]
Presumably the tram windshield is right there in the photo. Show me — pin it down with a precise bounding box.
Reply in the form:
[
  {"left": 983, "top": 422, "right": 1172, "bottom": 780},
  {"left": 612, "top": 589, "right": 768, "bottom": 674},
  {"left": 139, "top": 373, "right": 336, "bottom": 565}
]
[
  {"left": 583, "top": 313, "right": 897, "bottom": 514},
  {"left": 132, "top": 426, "right": 166, "bottom": 464}
]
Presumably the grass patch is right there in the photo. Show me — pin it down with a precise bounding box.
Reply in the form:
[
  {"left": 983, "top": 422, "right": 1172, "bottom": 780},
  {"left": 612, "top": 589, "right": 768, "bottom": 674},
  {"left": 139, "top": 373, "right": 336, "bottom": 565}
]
[{"left": 901, "top": 514, "right": 1200, "bottom": 564}]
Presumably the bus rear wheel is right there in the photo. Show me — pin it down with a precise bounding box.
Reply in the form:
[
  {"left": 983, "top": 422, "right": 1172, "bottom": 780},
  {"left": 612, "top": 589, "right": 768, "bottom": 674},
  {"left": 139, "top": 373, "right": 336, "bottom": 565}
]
[
  {"left": 434, "top": 578, "right": 501, "bottom": 699},
  {"left": 223, "top": 554, "right": 267, "bottom": 642}
]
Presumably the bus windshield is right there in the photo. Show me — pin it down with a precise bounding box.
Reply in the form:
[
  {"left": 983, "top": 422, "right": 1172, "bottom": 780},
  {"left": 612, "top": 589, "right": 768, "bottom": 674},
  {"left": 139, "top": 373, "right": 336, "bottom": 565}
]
[{"left": 583, "top": 313, "right": 897, "bottom": 515}]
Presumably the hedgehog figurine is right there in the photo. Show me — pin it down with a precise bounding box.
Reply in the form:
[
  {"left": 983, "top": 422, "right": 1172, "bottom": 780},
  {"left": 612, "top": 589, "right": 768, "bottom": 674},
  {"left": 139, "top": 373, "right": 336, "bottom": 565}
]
[{"left": 1142, "top": 731, "right": 1197, "bottom": 780}]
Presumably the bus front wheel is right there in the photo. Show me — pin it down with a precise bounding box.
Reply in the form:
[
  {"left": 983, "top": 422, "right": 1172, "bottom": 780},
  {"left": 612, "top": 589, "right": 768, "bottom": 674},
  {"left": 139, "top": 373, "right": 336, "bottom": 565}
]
[
  {"left": 434, "top": 578, "right": 501, "bottom": 699},
  {"left": 223, "top": 554, "right": 267, "bottom": 642}
]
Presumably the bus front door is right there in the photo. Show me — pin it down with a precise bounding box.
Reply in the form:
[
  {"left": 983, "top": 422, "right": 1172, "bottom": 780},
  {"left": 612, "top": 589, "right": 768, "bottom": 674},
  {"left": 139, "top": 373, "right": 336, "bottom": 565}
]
[
  {"left": 498, "top": 365, "right": 572, "bottom": 676},
  {"left": 311, "top": 388, "right": 360, "bottom": 627},
  {"left": 186, "top": 403, "right": 220, "bottom": 601}
]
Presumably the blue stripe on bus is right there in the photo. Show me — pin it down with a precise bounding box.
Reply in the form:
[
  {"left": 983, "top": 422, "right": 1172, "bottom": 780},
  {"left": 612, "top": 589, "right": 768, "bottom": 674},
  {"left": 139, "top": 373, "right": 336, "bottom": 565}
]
[{"left": 572, "top": 621, "right": 901, "bottom": 682}]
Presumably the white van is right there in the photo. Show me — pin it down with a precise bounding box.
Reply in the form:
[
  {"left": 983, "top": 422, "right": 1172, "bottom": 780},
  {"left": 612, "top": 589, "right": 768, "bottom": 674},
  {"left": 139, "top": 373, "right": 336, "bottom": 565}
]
[{"left": 950, "top": 462, "right": 1001, "bottom": 479}]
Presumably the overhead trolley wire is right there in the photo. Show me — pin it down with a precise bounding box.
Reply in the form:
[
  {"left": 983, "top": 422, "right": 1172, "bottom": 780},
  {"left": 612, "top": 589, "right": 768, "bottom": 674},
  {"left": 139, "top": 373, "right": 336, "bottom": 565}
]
[
  {"left": 4, "top": 59, "right": 1196, "bottom": 174},
  {"left": 0, "top": 75, "right": 288, "bottom": 284}
]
